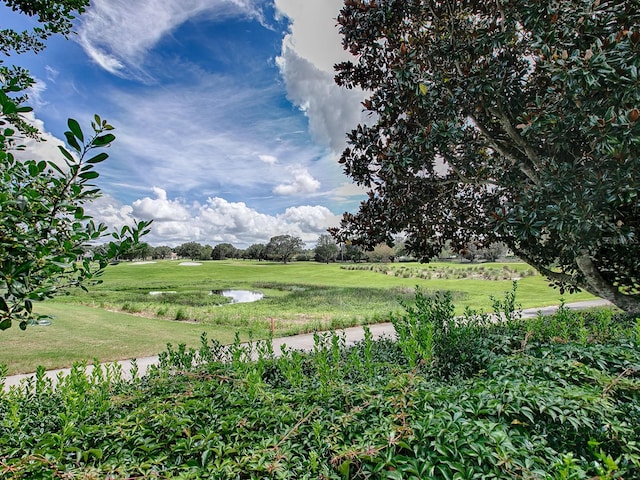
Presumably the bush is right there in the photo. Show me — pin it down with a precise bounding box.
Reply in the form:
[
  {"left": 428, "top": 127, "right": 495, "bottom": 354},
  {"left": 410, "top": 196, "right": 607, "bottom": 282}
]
[{"left": 1, "top": 295, "right": 639, "bottom": 478}]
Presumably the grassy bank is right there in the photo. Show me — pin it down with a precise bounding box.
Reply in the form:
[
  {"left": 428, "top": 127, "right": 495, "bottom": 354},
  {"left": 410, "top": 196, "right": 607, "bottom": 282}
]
[{"left": 0, "top": 260, "right": 595, "bottom": 374}]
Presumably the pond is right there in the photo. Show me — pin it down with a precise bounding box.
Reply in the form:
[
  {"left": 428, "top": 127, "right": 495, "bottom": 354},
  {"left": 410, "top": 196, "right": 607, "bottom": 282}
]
[{"left": 217, "top": 290, "right": 264, "bottom": 304}]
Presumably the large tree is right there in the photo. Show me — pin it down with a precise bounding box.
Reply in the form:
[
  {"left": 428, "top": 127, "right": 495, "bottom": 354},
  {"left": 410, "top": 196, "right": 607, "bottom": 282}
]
[
  {"left": 265, "top": 235, "right": 304, "bottom": 264},
  {"left": 211, "top": 242, "right": 238, "bottom": 260},
  {"left": 331, "top": 0, "right": 640, "bottom": 313},
  {"left": 0, "top": 0, "right": 151, "bottom": 330}
]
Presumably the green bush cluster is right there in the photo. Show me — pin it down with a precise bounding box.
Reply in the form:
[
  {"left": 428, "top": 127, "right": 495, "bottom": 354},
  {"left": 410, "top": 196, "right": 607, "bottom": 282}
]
[{"left": 1, "top": 292, "right": 639, "bottom": 479}]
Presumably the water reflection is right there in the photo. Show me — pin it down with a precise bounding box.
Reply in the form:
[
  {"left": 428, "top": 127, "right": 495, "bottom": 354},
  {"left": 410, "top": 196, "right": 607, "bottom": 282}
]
[{"left": 219, "top": 290, "right": 264, "bottom": 304}]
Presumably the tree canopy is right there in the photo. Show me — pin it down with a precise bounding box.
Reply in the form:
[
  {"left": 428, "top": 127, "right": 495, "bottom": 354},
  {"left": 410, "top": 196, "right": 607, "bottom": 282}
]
[
  {"left": 314, "top": 234, "right": 339, "bottom": 263},
  {"left": 331, "top": 0, "right": 640, "bottom": 313},
  {"left": 0, "top": 0, "right": 151, "bottom": 330},
  {"left": 266, "top": 235, "right": 304, "bottom": 264}
]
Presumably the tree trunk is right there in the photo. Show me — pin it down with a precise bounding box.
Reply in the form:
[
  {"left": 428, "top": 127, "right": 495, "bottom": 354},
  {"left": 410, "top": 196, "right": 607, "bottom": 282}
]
[{"left": 576, "top": 252, "right": 640, "bottom": 315}]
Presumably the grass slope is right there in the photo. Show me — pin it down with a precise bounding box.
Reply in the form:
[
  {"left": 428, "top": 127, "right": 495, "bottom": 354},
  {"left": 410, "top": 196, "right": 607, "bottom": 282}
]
[{"left": 0, "top": 260, "right": 594, "bottom": 375}]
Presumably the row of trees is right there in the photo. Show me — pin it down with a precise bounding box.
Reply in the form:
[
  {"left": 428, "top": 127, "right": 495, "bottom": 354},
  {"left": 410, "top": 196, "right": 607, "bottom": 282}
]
[{"left": 97, "top": 235, "right": 510, "bottom": 265}]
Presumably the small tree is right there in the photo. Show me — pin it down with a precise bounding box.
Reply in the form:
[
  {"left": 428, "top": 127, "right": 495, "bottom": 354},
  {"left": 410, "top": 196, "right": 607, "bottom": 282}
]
[
  {"left": 481, "top": 242, "right": 508, "bottom": 263},
  {"left": 151, "top": 245, "right": 173, "bottom": 260},
  {"left": 0, "top": 114, "right": 151, "bottom": 330},
  {"left": 211, "top": 243, "right": 238, "bottom": 260},
  {"left": 344, "top": 243, "right": 366, "bottom": 263},
  {"left": 331, "top": 0, "right": 640, "bottom": 313},
  {"left": 365, "top": 244, "right": 395, "bottom": 263},
  {"left": 265, "top": 235, "right": 304, "bottom": 264},
  {"left": 314, "top": 234, "right": 339, "bottom": 263},
  {"left": 175, "top": 242, "right": 206, "bottom": 261},
  {"left": 0, "top": 0, "right": 152, "bottom": 331},
  {"left": 244, "top": 243, "right": 266, "bottom": 261}
]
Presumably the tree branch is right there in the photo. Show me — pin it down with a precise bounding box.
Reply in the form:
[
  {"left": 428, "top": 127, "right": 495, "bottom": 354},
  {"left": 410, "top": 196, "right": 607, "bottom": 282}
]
[
  {"left": 489, "top": 97, "right": 543, "bottom": 172},
  {"left": 468, "top": 113, "right": 540, "bottom": 185},
  {"left": 515, "top": 248, "right": 575, "bottom": 285},
  {"left": 575, "top": 252, "right": 640, "bottom": 314}
]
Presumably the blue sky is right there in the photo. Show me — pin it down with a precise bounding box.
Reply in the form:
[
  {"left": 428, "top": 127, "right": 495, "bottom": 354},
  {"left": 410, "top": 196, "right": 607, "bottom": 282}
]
[{"left": 4, "top": 0, "right": 368, "bottom": 247}]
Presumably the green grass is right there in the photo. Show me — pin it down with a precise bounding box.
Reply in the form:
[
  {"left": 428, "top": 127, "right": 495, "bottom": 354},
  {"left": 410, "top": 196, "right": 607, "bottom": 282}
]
[
  {"left": 0, "top": 260, "right": 595, "bottom": 375},
  {"left": 0, "top": 304, "right": 244, "bottom": 375}
]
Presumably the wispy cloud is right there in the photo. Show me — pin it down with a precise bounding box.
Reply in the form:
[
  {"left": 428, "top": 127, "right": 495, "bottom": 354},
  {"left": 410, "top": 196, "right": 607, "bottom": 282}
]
[
  {"left": 97, "top": 75, "right": 324, "bottom": 206},
  {"left": 77, "top": 0, "right": 265, "bottom": 78}
]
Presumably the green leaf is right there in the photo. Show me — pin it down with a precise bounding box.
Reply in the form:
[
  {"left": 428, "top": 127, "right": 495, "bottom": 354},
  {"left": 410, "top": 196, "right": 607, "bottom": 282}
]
[
  {"left": 64, "top": 131, "right": 81, "bottom": 152},
  {"left": 386, "top": 471, "right": 404, "bottom": 480},
  {"left": 79, "top": 171, "right": 99, "bottom": 180},
  {"left": 19, "top": 321, "right": 27, "bottom": 331},
  {"left": 67, "top": 118, "right": 84, "bottom": 142},
  {"left": 86, "top": 152, "right": 109, "bottom": 164},
  {"left": 93, "top": 133, "right": 115, "bottom": 147},
  {"left": 0, "top": 318, "right": 11, "bottom": 331},
  {"left": 0, "top": 296, "right": 8, "bottom": 312}
]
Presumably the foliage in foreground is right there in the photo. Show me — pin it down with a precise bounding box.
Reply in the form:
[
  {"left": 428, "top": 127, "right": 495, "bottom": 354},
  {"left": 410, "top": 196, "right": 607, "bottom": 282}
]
[
  {"left": 1, "top": 0, "right": 151, "bottom": 331},
  {"left": 1, "top": 292, "right": 639, "bottom": 479}
]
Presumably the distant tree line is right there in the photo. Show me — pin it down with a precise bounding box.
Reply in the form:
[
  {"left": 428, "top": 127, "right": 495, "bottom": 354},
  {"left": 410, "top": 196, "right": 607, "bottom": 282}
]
[{"left": 86, "top": 235, "right": 511, "bottom": 265}]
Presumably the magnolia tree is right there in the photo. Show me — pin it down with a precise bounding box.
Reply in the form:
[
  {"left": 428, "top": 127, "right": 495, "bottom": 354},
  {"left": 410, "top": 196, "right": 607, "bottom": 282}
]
[
  {"left": 330, "top": 0, "right": 640, "bottom": 313},
  {"left": 0, "top": 0, "right": 151, "bottom": 330}
]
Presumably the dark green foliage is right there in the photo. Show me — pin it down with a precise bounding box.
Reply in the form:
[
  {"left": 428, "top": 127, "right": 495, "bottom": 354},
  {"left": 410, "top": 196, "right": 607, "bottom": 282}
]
[
  {"left": 1, "top": 294, "right": 639, "bottom": 478},
  {"left": 330, "top": 0, "right": 640, "bottom": 314}
]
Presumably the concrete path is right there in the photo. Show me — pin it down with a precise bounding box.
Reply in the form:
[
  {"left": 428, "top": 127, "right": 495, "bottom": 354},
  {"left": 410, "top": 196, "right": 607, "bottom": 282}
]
[{"left": 2, "top": 299, "right": 611, "bottom": 391}]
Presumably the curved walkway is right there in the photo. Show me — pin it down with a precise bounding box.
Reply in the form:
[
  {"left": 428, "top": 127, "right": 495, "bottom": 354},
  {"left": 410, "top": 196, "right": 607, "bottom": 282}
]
[{"left": 2, "top": 299, "right": 611, "bottom": 391}]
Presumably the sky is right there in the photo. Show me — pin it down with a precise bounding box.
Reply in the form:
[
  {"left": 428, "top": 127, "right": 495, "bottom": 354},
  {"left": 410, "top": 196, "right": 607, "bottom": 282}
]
[{"left": 3, "top": 0, "right": 370, "bottom": 248}]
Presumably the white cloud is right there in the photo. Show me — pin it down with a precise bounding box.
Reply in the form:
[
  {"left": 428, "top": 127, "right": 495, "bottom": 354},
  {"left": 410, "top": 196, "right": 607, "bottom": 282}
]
[
  {"left": 77, "top": 0, "right": 264, "bottom": 77},
  {"left": 84, "top": 194, "right": 137, "bottom": 229},
  {"left": 274, "top": 0, "right": 349, "bottom": 73},
  {"left": 274, "top": 1, "right": 369, "bottom": 153},
  {"left": 86, "top": 190, "right": 338, "bottom": 248},
  {"left": 10, "top": 112, "right": 67, "bottom": 166},
  {"left": 333, "top": 182, "right": 368, "bottom": 199},
  {"left": 280, "top": 205, "right": 340, "bottom": 232},
  {"left": 26, "top": 77, "right": 49, "bottom": 109},
  {"left": 259, "top": 154, "right": 278, "bottom": 165},
  {"left": 132, "top": 187, "right": 192, "bottom": 221},
  {"left": 273, "top": 165, "right": 320, "bottom": 195}
]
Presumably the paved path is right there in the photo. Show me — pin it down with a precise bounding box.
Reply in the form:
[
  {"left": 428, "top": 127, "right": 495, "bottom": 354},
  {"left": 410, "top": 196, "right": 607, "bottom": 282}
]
[{"left": 2, "top": 299, "right": 611, "bottom": 391}]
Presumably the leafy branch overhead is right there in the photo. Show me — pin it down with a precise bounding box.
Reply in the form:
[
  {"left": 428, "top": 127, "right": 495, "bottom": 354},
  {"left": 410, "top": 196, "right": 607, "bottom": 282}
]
[{"left": 331, "top": 0, "right": 640, "bottom": 313}]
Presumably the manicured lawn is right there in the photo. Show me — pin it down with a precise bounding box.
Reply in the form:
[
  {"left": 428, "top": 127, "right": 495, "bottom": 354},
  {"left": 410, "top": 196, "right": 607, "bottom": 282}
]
[{"left": 0, "top": 260, "right": 595, "bottom": 375}]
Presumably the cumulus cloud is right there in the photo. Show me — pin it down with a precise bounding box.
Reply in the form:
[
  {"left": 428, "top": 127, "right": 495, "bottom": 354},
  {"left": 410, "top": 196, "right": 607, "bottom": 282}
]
[
  {"left": 280, "top": 205, "right": 340, "bottom": 233},
  {"left": 87, "top": 190, "right": 339, "bottom": 248},
  {"left": 10, "top": 112, "right": 67, "bottom": 165},
  {"left": 77, "top": 0, "right": 264, "bottom": 77},
  {"left": 132, "top": 187, "right": 192, "bottom": 221},
  {"left": 274, "top": 0, "right": 371, "bottom": 154},
  {"left": 273, "top": 165, "right": 320, "bottom": 195},
  {"left": 274, "top": 0, "right": 349, "bottom": 73}
]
